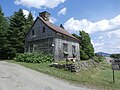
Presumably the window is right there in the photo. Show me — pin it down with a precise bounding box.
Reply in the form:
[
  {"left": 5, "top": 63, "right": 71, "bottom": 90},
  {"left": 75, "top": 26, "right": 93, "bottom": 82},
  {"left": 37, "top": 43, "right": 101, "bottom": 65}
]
[
  {"left": 72, "top": 45, "right": 76, "bottom": 58},
  {"left": 63, "top": 43, "right": 68, "bottom": 58},
  {"left": 30, "top": 45, "right": 33, "bottom": 52},
  {"left": 42, "top": 27, "right": 45, "bottom": 33},
  {"left": 72, "top": 45, "right": 76, "bottom": 53},
  {"left": 63, "top": 43, "right": 68, "bottom": 52},
  {"left": 32, "top": 30, "right": 34, "bottom": 35}
]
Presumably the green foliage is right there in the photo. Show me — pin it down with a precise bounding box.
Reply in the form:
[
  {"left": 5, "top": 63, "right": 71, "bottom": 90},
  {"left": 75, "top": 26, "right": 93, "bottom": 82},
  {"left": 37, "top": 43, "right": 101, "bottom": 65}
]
[
  {"left": 72, "top": 34, "right": 80, "bottom": 40},
  {"left": 25, "top": 12, "right": 34, "bottom": 34},
  {"left": 6, "top": 9, "right": 34, "bottom": 59},
  {"left": 14, "top": 53, "right": 54, "bottom": 63},
  {"left": 93, "top": 56, "right": 104, "bottom": 63},
  {"left": 8, "top": 9, "right": 26, "bottom": 55},
  {"left": 80, "top": 50, "right": 89, "bottom": 60},
  {"left": 72, "top": 31, "right": 94, "bottom": 60},
  {"left": 110, "top": 54, "right": 120, "bottom": 59},
  {"left": 0, "top": 5, "right": 9, "bottom": 59},
  {"left": 80, "top": 30, "right": 94, "bottom": 60},
  {"left": 5, "top": 9, "right": 34, "bottom": 59}
]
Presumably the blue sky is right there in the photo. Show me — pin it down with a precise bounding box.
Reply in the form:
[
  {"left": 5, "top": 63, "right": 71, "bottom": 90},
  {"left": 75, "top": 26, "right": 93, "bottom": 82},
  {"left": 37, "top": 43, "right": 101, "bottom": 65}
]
[{"left": 0, "top": 0, "right": 120, "bottom": 54}]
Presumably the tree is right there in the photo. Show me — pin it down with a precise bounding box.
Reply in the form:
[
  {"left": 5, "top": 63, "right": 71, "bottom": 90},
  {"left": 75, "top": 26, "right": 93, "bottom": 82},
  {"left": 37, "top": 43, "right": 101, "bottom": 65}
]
[
  {"left": 8, "top": 9, "right": 26, "bottom": 58},
  {"left": 110, "top": 54, "right": 120, "bottom": 59},
  {"left": 72, "top": 30, "right": 94, "bottom": 60},
  {"left": 72, "top": 34, "right": 80, "bottom": 40},
  {"left": 80, "top": 30, "right": 94, "bottom": 60},
  {"left": 0, "top": 5, "right": 9, "bottom": 59},
  {"left": 60, "top": 24, "right": 64, "bottom": 29},
  {"left": 25, "top": 12, "right": 34, "bottom": 34}
]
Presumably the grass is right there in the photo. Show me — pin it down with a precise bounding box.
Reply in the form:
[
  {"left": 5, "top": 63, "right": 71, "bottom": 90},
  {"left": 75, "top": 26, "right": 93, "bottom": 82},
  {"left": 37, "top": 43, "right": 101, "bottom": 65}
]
[{"left": 7, "top": 60, "right": 120, "bottom": 90}]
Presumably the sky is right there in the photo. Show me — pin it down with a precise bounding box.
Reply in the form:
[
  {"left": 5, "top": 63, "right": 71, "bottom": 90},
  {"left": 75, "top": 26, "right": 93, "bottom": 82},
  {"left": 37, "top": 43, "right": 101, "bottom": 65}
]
[{"left": 0, "top": 0, "right": 120, "bottom": 54}]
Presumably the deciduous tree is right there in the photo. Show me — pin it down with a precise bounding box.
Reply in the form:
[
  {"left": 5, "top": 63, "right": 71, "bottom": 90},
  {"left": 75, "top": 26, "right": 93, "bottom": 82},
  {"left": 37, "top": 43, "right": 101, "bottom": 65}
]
[{"left": 72, "top": 30, "right": 94, "bottom": 60}]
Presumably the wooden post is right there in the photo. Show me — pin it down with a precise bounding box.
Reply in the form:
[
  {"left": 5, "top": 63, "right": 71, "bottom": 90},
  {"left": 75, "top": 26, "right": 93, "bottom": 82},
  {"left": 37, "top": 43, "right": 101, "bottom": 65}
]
[{"left": 113, "top": 70, "right": 115, "bottom": 83}]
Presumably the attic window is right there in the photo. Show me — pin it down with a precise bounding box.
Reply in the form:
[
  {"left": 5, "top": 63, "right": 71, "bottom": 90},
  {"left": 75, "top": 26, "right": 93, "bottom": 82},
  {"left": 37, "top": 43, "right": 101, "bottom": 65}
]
[
  {"left": 32, "top": 30, "right": 34, "bottom": 35},
  {"left": 42, "top": 27, "right": 45, "bottom": 33}
]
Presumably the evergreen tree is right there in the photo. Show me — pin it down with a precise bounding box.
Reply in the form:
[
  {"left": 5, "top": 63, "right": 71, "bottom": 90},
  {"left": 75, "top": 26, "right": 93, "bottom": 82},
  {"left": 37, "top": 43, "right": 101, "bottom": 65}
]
[
  {"left": 25, "top": 12, "right": 34, "bottom": 34},
  {"left": 0, "top": 5, "right": 9, "bottom": 59},
  {"left": 60, "top": 24, "right": 64, "bottom": 29},
  {"left": 80, "top": 30, "right": 94, "bottom": 60},
  {"left": 8, "top": 9, "right": 26, "bottom": 58}
]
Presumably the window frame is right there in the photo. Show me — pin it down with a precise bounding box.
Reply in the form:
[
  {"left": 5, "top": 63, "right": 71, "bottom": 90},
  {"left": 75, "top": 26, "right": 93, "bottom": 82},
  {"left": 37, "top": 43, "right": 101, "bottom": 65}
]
[
  {"left": 72, "top": 45, "right": 76, "bottom": 53},
  {"left": 29, "top": 45, "right": 34, "bottom": 53},
  {"left": 63, "top": 43, "right": 68, "bottom": 52},
  {"left": 32, "top": 29, "right": 35, "bottom": 36},
  {"left": 42, "top": 27, "right": 46, "bottom": 33}
]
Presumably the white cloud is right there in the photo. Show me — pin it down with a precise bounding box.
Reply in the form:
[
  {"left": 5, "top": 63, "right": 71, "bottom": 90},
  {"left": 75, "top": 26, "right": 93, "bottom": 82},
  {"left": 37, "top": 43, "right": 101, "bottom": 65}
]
[
  {"left": 98, "top": 36, "right": 103, "bottom": 39},
  {"left": 64, "top": 15, "right": 120, "bottom": 34},
  {"left": 108, "top": 29, "right": 120, "bottom": 38},
  {"left": 94, "top": 42, "right": 104, "bottom": 47},
  {"left": 58, "top": 7, "right": 67, "bottom": 15},
  {"left": 95, "top": 47, "right": 104, "bottom": 53},
  {"left": 14, "top": 0, "right": 66, "bottom": 9},
  {"left": 63, "top": 14, "right": 120, "bottom": 54},
  {"left": 23, "top": 9, "right": 29, "bottom": 18},
  {"left": 116, "top": 46, "right": 120, "bottom": 49},
  {"left": 64, "top": 15, "right": 120, "bottom": 53},
  {"left": 49, "top": 17, "right": 57, "bottom": 23},
  {"left": 23, "top": 9, "right": 36, "bottom": 20}
]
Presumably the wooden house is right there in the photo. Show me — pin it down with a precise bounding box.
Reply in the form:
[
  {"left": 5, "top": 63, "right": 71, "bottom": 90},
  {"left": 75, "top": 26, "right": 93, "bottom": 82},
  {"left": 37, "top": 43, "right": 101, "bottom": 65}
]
[{"left": 25, "top": 11, "right": 80, "bottom": 61}]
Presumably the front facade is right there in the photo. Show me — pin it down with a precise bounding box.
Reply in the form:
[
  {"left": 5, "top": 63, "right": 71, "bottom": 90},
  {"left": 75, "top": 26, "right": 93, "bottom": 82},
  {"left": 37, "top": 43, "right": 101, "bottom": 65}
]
[{"left": 25, "top": 11, "right": 80, "bottom": 61}]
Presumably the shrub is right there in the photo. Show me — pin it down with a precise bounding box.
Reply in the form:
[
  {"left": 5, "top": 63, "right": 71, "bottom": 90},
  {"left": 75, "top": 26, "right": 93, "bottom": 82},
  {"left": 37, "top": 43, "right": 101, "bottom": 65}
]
[
  {"left": 93, "top": 56, "right": 104, "bottom": 63},
  {"left": 14, "top": 52, "right": 54, "bottom": 63}
]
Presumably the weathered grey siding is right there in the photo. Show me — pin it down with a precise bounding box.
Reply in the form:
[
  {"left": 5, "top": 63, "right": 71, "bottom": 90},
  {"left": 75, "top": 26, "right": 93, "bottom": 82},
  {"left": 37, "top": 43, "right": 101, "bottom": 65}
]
[
  {"left": 25, "top": 38, "right": 53, "bottom": 53},
  {"left": 54, "top": 33, "right": 80, "bottom": 61},
  {"left": 25, "top": 18, "right": 55, "bottom": 42},
  {"left": 25, "top": 17, "right": 80, "bottom": 61},
  {"left": 25, "top": 18, "right": 55, "bottom": 53}
]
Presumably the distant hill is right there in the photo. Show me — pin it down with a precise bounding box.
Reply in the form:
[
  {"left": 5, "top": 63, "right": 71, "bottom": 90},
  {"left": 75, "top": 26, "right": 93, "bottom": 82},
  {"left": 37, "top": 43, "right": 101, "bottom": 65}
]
[{"left": 95, "top": 52, "right": 111, "bottom": 56}]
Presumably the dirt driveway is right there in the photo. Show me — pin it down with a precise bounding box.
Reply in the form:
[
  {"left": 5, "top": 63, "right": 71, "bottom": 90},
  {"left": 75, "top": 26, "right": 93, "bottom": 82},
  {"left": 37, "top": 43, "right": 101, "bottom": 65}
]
[{"left": 0, "top": 61, "right": 96, "bottom": 90}]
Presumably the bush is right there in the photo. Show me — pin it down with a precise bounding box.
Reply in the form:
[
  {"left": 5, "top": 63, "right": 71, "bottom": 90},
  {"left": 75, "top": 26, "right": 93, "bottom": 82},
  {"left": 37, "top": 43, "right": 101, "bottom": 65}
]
[
  {"left": 14, "top": 52, "right": 54, "bottom": 63},
  {"left": 93, "top": 56, "right": 104, "bottom": 63}
]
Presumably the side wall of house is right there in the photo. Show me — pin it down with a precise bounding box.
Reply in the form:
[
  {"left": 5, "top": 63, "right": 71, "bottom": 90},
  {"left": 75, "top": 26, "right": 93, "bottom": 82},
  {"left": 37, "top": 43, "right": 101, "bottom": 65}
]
[
  {"left": 25, "top": 18, "right": 55, "bottom": 54},
  {"left": 54, "top": 33, "right": 80, "bottom": 61}
]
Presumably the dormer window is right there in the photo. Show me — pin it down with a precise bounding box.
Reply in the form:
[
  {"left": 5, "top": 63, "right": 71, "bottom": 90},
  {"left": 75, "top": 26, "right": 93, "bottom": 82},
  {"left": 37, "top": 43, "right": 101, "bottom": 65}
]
[
  {"left": 42, "top": 27, "right": 45, "bottom": 33},
  {"left": 32, "top": 30, "right": 34, "bottom": 35}
]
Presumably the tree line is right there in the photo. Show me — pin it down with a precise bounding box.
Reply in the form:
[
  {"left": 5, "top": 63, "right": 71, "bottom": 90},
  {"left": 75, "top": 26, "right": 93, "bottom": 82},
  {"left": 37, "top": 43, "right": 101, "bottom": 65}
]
[
  {"left": 110, "top": 54, "right": 120, "bottom": 59},
  {"left": 0, "top": 5, "right": 34, "bottom": 59},
  {"left": 0, "top": 5, "right": 95, "bottom": 60}
]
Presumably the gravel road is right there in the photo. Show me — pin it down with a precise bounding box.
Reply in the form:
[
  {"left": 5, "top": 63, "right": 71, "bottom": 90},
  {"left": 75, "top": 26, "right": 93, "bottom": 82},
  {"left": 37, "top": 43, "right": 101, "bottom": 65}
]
[{"left": 0, "top": 61, "right": 96, "bottom": 90}]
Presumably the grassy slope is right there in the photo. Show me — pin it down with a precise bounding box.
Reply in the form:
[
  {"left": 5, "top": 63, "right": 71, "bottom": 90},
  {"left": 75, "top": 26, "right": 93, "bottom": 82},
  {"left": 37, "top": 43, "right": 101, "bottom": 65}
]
[{"left": 7, "top": 60, "right": 120, "bottom": 90}]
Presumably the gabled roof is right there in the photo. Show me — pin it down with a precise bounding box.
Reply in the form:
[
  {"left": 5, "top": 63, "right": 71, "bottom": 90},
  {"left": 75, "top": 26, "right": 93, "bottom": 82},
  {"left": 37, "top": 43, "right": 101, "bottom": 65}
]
[
  {"left": 38, "top": 17, "right": 79, "bottom": 41},
  {"left": 25, "top": 16, "right": 79, "bottom": 41}
]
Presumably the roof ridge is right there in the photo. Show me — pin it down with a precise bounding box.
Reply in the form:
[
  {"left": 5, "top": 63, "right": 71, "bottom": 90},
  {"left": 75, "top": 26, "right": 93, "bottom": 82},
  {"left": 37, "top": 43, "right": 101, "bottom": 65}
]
[{"left": 39, "top": 17, "right": 79, "bottom": 41}]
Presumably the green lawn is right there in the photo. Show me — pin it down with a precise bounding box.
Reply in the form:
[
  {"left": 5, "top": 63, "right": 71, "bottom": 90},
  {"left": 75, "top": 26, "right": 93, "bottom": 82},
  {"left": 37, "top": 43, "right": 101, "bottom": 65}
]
[{"left": 7, "top": 60, "right": 120, "bottom": 90}]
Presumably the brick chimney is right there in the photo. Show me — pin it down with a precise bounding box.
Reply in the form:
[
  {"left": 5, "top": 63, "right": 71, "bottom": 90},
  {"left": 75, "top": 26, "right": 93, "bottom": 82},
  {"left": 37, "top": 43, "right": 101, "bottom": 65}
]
[{"left": 39, "top": 11, "right": 50, "bottom": 21}]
